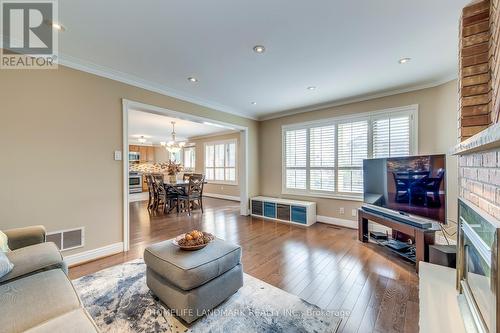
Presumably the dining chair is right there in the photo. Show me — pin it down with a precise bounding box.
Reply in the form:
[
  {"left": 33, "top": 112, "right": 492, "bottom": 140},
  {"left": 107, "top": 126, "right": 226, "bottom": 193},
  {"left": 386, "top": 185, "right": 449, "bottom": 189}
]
[
  {"left": 392, "top": 172, "right": 410, "bottom": 203},
  {"left": 145, "top": 174, "right": 156, "bottom": 210},
  {"left": 152, "top": 174, "right": 167, "bottom": 212},
  {"left": 157, "top": 174, "right": 182, "bottom": 213},
  {"left": 177, "top": 174, "right": 205, "bottom": 215},
  {"left": 410, "top": 168, "right": 445, "bottom": 207}
]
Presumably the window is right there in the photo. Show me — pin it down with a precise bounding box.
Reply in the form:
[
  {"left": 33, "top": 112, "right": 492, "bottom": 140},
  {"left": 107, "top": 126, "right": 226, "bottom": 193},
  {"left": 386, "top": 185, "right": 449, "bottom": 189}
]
[
  {"left": 310, "top": 125, "right": 335, "bottom": 192},
  {"left": 282, "top": 105, "right": 417, "bottom": 199},
  {"left": 183, "top": 147, "right": 196, "bottom": 171},
  {"left": 205, "top": 140, "right": 237, "bottom": 184},
  {"left": 337, "top": 120, "right": 368, "bottom": 193},
  {"left": 285, "top": 129, "right": 307, "bottom": 189},
  {"left": 372, "top": 115, "right": 411, "bottom": 158},
  {"left": 169, "top": 150, "right": 181, "bottom": 162}
]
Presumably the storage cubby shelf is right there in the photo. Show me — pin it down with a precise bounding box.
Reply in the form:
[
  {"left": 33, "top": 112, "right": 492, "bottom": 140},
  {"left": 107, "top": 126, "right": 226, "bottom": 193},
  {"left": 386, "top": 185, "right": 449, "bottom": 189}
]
[{"left": 250, "top": 196, "right": 316, "bottom": 226}]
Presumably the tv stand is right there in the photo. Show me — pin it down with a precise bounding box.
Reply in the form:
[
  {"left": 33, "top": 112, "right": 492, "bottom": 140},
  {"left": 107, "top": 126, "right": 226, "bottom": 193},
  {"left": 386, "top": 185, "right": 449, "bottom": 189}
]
[{"left": 358, "top": 209, "right": 439, "bottom": 273}]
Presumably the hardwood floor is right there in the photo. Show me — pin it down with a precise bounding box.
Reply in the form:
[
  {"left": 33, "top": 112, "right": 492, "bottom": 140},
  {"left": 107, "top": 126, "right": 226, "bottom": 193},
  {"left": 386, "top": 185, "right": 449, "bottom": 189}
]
[{"left": 70, "top": 197, "right": 419, "bottom": 333}]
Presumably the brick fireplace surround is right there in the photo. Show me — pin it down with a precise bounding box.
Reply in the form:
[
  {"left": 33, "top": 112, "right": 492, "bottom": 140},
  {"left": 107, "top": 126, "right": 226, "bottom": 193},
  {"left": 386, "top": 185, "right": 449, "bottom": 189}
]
[
  {"left": 455, "top": 0, "right": 500, "bottom": 221},
  {"left": 420, "top": 1, "right": 500, "bottom": 331},
  {"left": 459, "top": 147, "right": 500, "bottom": 219}
]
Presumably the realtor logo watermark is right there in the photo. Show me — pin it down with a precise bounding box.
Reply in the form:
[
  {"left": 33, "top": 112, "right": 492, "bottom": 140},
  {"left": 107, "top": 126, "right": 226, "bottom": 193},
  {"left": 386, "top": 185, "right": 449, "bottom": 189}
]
[{"left": 1, "top": 0, "right": 58, "bottom": 69}]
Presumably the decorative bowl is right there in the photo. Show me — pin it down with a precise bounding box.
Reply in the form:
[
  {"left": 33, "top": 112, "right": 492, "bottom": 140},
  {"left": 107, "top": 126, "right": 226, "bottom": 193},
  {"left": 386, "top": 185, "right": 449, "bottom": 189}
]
[{"left": 172, "top": 232, "right": 215, "bottom": 251}]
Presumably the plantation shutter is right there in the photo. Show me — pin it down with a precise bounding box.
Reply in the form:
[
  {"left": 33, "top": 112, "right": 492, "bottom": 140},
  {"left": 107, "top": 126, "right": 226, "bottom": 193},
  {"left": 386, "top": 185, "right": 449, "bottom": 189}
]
[
  {"left": 337, "top": 120, "right": 368, "bottom": 193},
  {"left": 204, "top": 141, "right": 237, "bottom": 183},
  {"left": 310, "top": 125, "right": 335, "bottom": 191},
  {"left": 214, "top": 143, "right": 225, "bottom": 181},
  {"left": 373, "top": 115, "right": 411, "bottom": 158},
  {"left": 183, "top": 147, "right": 195, "bottom": 171},
  {"left": 225, "top": 142, "right": 236, "bottom": 181},
  {"left": 285, "top": 129, "right": 307, "bottom": 189},
  {"left": 205, "top": 144, "right": 215, "bottom": 180}
]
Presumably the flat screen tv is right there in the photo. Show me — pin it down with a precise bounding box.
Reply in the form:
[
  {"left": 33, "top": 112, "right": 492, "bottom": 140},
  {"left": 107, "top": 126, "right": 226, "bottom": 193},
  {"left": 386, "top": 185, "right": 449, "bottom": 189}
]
[{"left": 363, "top": 154, "right": 446, "bottom": 224}]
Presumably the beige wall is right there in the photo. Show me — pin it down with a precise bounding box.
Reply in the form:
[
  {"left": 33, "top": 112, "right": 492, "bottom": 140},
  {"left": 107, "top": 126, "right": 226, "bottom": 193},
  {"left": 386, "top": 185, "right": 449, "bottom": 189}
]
[
  {"left": 259, "top": 80, "right": 459, "bottom": 227},
  {"left": 188, "top": 132, "right": 241, "bottom": 198},
  {"left": 0, "top": 66, "right": 259, "bottom": 256},
  {"left": 0, "top": 63, "right": 458, "bottom": 257}
]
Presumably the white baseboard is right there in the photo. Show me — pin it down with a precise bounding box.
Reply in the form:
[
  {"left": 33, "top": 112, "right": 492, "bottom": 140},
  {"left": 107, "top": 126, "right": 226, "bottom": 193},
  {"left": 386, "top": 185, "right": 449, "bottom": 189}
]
[
  {"left": 129, "top": 192, "right": 148, "bottom": 202},
  {"left": 317, "top": 215, "right": 396, "bottom": 234},
  {"left": 64, "top": 242, "right": 124, "bottom": 267},
  {"left": 317, "top": 215, "right": 358, "bottom": 229},
  {"left": 204, "top": 193, "right": 240, "bottom": 202}
]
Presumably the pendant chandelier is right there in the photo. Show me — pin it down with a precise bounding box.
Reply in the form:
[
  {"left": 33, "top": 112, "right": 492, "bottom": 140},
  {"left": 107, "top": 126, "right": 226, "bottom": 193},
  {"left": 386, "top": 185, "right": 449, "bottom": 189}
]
[{"left": 165, "top": 121, "right": 185, "bottom": 153}]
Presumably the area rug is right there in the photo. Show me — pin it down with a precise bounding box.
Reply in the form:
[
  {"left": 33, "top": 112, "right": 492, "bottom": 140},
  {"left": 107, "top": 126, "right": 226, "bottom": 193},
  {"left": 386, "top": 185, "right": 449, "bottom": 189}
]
[{"left": 73, "top": 259, "right": 342, "bottom": 333}]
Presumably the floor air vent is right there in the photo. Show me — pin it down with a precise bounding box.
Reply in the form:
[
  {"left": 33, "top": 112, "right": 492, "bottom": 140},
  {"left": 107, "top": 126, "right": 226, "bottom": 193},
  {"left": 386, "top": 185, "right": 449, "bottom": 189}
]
[{"left": 46, "top": 227, "right": 84, "bottom": 251}]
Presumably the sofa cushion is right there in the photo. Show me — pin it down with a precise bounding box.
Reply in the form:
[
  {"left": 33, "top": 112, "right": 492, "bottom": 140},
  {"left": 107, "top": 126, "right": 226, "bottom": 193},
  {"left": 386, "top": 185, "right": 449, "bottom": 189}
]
[
  {"left": 0, "top": 252, "right": 13, "bottom": 278},
  {"left": 144, "top": 238, "right": 241, "bottom": 291},
  {"left": 0, "top": 242, "right": 67, "bottom": 284},
  {"left": 0, "top": 269, "right": 81, "bottom": 333},
  {"left": 23, "top": 309, "right": 99, "bottom": 333},
  {"left": 0, "top": 230, "right": 9, "bottom": 252},
  {"left": 4, "top": 226, "right": 46, "bottom": 251}
]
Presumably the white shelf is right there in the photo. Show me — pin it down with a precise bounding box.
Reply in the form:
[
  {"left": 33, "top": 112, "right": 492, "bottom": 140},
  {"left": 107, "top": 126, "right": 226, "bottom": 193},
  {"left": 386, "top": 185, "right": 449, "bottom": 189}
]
[
  {"left": 450, "top": 123, "right": 500, "bottom": 155},
  {"left": 251, "top": 196, "right": 316, "bottom": 226},
  {"left": 251, "top": 196, "right": 316, "bottom": 207},
  {"left": 419, "top": 262, "right": 467, "bottom": 333}
]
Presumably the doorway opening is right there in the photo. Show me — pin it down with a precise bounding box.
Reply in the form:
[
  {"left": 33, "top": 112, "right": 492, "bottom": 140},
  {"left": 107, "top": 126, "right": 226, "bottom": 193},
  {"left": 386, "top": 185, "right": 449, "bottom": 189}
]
[{"left": 122, "top": 99, "right": 249, "bottom": 251}]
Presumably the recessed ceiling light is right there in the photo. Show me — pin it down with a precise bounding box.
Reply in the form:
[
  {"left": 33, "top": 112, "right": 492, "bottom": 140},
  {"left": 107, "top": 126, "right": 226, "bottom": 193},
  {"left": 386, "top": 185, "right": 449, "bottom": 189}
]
[
  {"left": 187, "top": 77, "right": 198, "bottom": 83},
  {"left": 52, "top": 23, "right": 64, "bottom": 31},
  {"left": 307, "top": 86, "right": 317, "bottom": 90},
  {"left": 45, "top": 20, "right": 65, "bottom": 31},
  {"left": 398, "top": 57, "right": 411, "bottom": 64},
  {"left": 253, "top": 45, "right": 265, "bottom": 54},
  {"left": 251, "top": 102, "right": 257, "bottom": 105}
]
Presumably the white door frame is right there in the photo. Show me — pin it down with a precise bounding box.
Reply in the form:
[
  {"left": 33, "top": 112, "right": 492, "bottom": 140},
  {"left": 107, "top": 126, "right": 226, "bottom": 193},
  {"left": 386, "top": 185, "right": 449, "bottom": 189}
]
[{"left": 122, "top": 99, "right": 250, "bottom": 251}]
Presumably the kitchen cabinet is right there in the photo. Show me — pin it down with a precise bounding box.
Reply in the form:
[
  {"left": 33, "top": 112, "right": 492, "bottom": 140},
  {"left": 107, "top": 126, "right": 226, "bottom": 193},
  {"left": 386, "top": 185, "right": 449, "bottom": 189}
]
[
  {"left": 146, "top": 146, "right": 155, "bottom": 162},
  {"left": 139, "top": 146, "right": 148, "bottom": 162},
  {"left": 129, "top": 145, "right": 155, "bottom": 163}
]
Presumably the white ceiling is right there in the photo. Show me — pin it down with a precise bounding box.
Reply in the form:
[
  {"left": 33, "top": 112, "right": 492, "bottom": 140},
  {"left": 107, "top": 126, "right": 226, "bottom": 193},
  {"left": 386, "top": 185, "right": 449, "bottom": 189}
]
[
  {"left": 58, "top": 0, "right": 468, "bottom": 120},
  {"left": 128, "top": 110, "right": 235, "bottom": 145}
]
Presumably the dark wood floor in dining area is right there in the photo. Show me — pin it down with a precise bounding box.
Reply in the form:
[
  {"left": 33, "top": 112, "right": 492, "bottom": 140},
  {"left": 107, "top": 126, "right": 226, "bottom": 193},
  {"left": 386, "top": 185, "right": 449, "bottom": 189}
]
[{"left": 69, "top": 197, "right": 419, "bottom": 333}]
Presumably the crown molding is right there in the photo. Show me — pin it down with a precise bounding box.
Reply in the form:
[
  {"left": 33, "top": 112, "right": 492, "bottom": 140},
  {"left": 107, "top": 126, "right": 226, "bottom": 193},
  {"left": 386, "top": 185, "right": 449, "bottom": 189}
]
[
  {"left": 58, "top": 53, "right": 258, "bottom": 120},
  {"left": 188, "top": 130, "right": 239, "bottom": 141},
  {"left": 57, "top": 53, "right": 457, "bottom": 123},
  {"left": 258, "top": 74, "right": 458, "bottom": 121}
]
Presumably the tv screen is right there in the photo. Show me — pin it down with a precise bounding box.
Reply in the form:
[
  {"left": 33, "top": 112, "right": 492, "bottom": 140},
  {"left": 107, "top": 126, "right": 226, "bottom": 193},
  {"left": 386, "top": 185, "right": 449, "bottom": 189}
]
[{"left": 363, "top": 154, "right": 446, "bottom": 223}]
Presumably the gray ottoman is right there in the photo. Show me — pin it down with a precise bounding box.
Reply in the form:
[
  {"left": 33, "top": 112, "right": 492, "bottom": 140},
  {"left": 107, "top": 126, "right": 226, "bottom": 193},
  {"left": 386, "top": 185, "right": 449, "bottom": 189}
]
[{"left": 144, "top": 238, "right": 243, "bottom": 323}]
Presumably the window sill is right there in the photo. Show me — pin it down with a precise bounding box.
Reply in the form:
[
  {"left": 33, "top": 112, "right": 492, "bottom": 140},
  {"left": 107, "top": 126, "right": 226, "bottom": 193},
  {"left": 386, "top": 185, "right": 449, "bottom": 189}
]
[{"left": 281, "top": 190, "right": 363, "bottom": 202}]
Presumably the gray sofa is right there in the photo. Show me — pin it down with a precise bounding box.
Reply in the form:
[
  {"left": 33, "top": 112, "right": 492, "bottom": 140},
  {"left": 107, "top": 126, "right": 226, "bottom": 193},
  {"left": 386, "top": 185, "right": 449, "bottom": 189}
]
[{"left": 0, "top": 226, "right": 99, "bottom": 333}]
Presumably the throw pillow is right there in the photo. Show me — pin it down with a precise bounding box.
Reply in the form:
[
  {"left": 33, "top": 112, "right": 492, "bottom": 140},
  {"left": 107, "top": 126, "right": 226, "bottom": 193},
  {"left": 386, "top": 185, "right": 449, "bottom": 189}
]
[
  {"left": 0, "top": 252, "right": 13, "bottom": 278},
  {"left": 0, "top": 231, "right": 9, "bottom": 252}
]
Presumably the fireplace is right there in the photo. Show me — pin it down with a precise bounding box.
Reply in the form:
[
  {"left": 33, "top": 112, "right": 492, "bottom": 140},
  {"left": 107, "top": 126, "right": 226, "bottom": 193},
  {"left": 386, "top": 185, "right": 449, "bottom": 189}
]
[
  {"left": 457, "top": 197, "right": 500, "bottom": 333},
  {"left": 452, "top": 0, "right": 500, "bottom": 331}
]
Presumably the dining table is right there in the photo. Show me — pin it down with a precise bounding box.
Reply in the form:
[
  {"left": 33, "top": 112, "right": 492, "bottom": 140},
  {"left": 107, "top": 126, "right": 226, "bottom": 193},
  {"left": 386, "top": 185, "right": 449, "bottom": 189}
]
[
  {"left": 394, "top": 170, "right": 429, "bottom": 181},
  {"left": 162, "top": 180, "right": 207, "bottom": 192},
  {"left": 162, "top": 179, "right": 207, "bottom": 213}
]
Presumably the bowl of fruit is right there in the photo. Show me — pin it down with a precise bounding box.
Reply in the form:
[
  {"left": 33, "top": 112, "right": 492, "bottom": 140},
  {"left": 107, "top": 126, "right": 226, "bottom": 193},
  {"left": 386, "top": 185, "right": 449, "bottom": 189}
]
[{"left": 173, "top": 230, "right": 215, "bottom": 251}]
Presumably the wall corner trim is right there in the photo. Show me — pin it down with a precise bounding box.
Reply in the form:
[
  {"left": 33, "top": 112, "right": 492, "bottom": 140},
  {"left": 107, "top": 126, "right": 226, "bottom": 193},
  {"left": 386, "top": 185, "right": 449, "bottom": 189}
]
[{"left": 64, "top": 242, "right": 124, "bottom": 267}]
